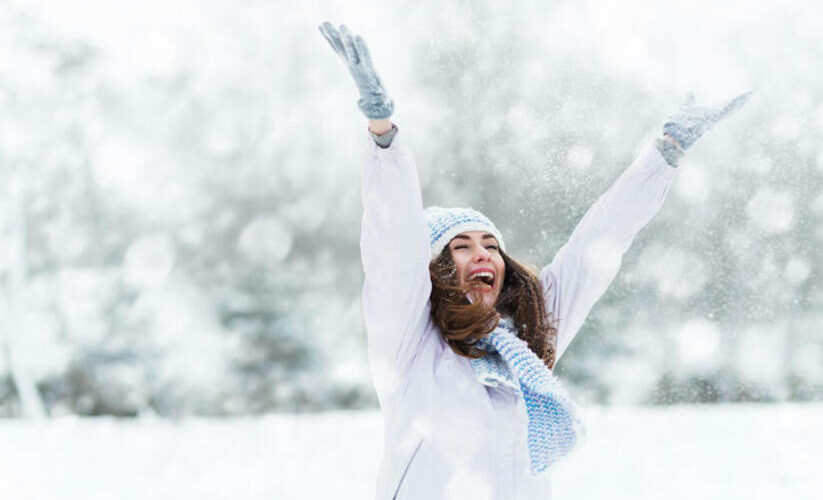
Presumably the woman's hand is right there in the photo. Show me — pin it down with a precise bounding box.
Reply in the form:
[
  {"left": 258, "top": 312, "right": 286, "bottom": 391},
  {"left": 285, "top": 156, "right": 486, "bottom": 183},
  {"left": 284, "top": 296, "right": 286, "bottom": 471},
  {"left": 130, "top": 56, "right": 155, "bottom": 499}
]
[
  {"left": 318, "top": 22, "right": 394, "bottom": 120},
  {"left": 663, "top": 91, "right": 753, "bottom": 150}
]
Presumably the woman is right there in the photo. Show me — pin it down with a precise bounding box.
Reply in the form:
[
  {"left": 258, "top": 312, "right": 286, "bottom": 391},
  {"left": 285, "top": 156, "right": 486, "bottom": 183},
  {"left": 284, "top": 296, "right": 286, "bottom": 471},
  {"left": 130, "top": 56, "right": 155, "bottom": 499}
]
[{"left": 319, "top": 21, "right": 750, "bottom": 500}]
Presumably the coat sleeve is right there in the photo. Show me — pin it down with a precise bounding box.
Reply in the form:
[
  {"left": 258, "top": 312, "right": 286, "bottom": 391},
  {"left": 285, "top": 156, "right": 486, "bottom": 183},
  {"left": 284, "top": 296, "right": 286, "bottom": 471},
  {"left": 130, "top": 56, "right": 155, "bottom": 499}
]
[
  {"left": 360, "top": 126, "right": 434, "bottom": 404},
  {"left": 539, "top": 142, "right": 678, "bottom": 362}
]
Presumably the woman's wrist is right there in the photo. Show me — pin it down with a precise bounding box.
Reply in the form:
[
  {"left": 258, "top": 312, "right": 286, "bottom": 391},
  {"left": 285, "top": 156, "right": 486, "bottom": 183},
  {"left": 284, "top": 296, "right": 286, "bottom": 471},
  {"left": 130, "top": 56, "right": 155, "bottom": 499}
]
[
  {"left": 368, "top": 118, "right": 394, "bottom": 135},
  {"left": 656, "top": 136, "right": 685, "bottom": 168},
  {"left": 662, "top": 133, "right": 684, "bottom": 152},
  {"left": 369, "top": 123, "right": 398, "bottom": 149}
]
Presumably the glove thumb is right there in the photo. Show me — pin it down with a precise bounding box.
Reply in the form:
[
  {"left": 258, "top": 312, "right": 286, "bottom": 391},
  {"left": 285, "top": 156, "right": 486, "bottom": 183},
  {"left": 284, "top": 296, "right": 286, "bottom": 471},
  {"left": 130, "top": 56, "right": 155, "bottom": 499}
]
[{"left": 718, "top": 90, "right": 753, "bottom": 120}]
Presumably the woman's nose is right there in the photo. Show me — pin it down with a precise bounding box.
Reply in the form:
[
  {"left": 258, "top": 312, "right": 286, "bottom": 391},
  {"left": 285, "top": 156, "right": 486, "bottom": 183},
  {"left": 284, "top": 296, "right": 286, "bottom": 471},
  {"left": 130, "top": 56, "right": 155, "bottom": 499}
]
[{"left": 472, "top": 247, "right": 491, "bottom": 262}]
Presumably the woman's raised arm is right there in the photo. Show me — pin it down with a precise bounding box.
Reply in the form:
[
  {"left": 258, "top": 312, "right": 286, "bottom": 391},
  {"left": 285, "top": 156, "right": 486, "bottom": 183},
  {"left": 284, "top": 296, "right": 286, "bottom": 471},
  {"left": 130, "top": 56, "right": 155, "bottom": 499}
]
[
  {"left": 319, "top": 22, "right": 433, "bottom": 403},
  {"left": 541, "top": 92, "right": 752, "bottom": 362}
]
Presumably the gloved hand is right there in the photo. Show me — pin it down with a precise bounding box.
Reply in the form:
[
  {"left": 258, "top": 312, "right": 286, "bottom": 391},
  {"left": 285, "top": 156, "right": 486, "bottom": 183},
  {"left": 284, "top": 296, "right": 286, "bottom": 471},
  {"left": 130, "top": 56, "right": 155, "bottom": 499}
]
[
  {"left": 663, "top": 91, "right": 752, "bottom": 150},
  {"left": 318, "top": 22, "right": 394, "bottom": 119}
]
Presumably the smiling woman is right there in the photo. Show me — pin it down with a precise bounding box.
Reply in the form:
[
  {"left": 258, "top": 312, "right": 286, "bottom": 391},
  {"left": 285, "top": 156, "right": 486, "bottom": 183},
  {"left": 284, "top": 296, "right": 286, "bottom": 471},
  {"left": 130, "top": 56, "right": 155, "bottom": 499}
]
[
  {"left": 318, "top": 20, "right": 751, "bottom": 500},
  {"left": 429, "top": 226, "right": 555, "bottom": 369},
  {"left": 449, "top": 231, "right": 504, "bottom": 305}
]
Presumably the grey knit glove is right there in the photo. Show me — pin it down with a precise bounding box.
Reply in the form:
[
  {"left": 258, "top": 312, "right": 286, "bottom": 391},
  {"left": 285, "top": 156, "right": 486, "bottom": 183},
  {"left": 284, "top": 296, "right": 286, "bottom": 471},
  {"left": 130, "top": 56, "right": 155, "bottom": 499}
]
[
  {"left": 318, "top": 22, "right": 394, "bottom": 119},
  {"left": 663, "top": 91, "right": 752, "bottom": 150},
  {"left": 655, "top": 136, "right": 686, "bottom": 168}
]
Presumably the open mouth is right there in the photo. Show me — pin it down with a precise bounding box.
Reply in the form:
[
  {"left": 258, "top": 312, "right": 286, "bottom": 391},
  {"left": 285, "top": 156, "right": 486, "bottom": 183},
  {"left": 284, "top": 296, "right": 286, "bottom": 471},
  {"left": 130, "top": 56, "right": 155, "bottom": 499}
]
[{"left": 466, "top": 271, "right": 495, "bottom": 291}]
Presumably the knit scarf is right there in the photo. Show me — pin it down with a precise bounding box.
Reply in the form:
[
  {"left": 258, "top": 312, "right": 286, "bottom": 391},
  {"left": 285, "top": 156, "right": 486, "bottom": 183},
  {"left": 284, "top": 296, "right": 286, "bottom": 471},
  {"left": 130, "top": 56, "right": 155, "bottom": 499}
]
[{"left": 471, "top": 316, "right": 582, "bottom": 475}]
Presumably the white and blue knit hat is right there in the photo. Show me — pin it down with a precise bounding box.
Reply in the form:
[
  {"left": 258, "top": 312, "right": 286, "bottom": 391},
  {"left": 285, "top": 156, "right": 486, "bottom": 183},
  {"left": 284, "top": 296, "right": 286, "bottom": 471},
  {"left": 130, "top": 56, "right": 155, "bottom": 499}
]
[{"left": 423, "top": 206, "right": 506, "bottom": 259}]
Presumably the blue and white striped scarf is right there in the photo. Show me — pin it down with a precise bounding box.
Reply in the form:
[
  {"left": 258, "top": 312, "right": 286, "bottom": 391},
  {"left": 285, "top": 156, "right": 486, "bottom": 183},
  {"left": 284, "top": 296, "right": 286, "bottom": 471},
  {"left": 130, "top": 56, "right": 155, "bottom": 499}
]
[{"left": 471, "top": 316, "right": 583, "bottom": 475}]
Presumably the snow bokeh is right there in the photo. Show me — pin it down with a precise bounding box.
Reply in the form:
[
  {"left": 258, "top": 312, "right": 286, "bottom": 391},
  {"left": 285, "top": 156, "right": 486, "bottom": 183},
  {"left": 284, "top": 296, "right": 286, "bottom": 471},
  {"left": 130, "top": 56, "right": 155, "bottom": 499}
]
[
  {"left": 237, "top": 216, "right": 293, "bottom": 263},
  {"left": 123, "top": 234, "right": 176, "bottom": 289},
  {"left": 675, "top": 319, "right": 721, "bottom": 372},
  {"left": 746, "top": 188, "right": 795, "bottom": 234}
]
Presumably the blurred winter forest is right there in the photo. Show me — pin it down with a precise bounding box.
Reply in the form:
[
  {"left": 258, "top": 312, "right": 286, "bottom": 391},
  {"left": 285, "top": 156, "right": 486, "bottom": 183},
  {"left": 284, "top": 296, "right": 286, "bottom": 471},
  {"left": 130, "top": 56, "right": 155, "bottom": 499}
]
[{"left": 0, "top": 0, "right": 821, "bottom": 418}]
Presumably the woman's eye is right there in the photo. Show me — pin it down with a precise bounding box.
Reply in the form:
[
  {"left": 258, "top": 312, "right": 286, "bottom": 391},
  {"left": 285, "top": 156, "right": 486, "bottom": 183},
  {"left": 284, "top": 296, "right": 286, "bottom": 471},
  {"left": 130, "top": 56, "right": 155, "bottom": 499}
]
[{"left": 453, "top": 245, "right": 468, "bottom": 249}]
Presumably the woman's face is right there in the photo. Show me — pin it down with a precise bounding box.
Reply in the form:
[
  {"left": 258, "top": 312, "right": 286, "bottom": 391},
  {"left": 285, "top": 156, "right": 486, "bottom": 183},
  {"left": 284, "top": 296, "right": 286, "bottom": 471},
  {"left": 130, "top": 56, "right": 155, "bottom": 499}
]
[{"left": 447, "top": 230, "right": 506, "bottom": 308}]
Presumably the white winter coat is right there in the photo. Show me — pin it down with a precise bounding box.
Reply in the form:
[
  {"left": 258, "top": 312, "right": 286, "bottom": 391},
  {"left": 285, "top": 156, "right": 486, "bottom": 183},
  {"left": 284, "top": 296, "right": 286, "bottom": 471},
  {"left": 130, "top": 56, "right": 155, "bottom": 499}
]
[{"left": 360, "top": 128, "right": 677, "bottom": 499}]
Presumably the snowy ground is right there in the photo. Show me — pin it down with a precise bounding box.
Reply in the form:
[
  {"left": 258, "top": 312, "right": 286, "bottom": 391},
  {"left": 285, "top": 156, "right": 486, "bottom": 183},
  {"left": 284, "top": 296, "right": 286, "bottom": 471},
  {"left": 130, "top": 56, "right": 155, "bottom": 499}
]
[{"left": 1, "top": 403, "right": 820, "bottom": 500}]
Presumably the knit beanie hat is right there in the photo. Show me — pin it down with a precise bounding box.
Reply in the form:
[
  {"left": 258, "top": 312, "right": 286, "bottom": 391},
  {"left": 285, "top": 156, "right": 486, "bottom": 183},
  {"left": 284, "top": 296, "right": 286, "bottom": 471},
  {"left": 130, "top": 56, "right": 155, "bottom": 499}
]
[{"left": 423, "top": 206, "right": 506, "bottom": 259}]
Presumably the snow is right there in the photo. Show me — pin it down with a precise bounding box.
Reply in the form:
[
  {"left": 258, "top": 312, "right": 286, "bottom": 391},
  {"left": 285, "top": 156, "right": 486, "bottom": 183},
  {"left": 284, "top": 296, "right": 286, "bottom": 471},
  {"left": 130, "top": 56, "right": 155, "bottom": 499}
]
[
  {"left": 674, "top": 163, "right": 710, "bottom": 203},
  {"left": 737, "top": 325, "right": 786, "bottom": 387},
  {"left": 1, "top": 404, "right": 821, "bottom": 499},
  {"left": 123, "top": 234, "right": 176, "bottom": 289},
  {"left": 565, "top": 143, "right": 596, "bottom": 172},
  {"left": 630, "top": 244, "right": 707, "bottom": 300},
  {"left": 675, "top": 319, "right": 721, "bottom": 371},
  {"left": 237, "top": 216, "right": 294, "bottom": 262},
  {"left": 746, "top": 188, "right": 795, "bottom": 234},
  {"left": 785, "top": 257, "right": 811, "bottom": 285}
]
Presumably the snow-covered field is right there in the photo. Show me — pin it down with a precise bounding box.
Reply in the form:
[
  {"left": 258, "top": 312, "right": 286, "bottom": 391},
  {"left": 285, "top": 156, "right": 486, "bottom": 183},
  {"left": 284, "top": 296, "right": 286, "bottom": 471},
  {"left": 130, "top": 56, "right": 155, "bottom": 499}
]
[{"left": 1, "top": 403, "right": 820, "bottom": 500}]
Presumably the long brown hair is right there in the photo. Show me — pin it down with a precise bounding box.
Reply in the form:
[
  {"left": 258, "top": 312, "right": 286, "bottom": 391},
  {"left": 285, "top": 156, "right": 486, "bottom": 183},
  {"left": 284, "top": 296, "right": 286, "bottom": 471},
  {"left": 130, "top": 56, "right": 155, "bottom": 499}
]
[{"left": 429, "top": 247, "right": 558, "bottom": 369}]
